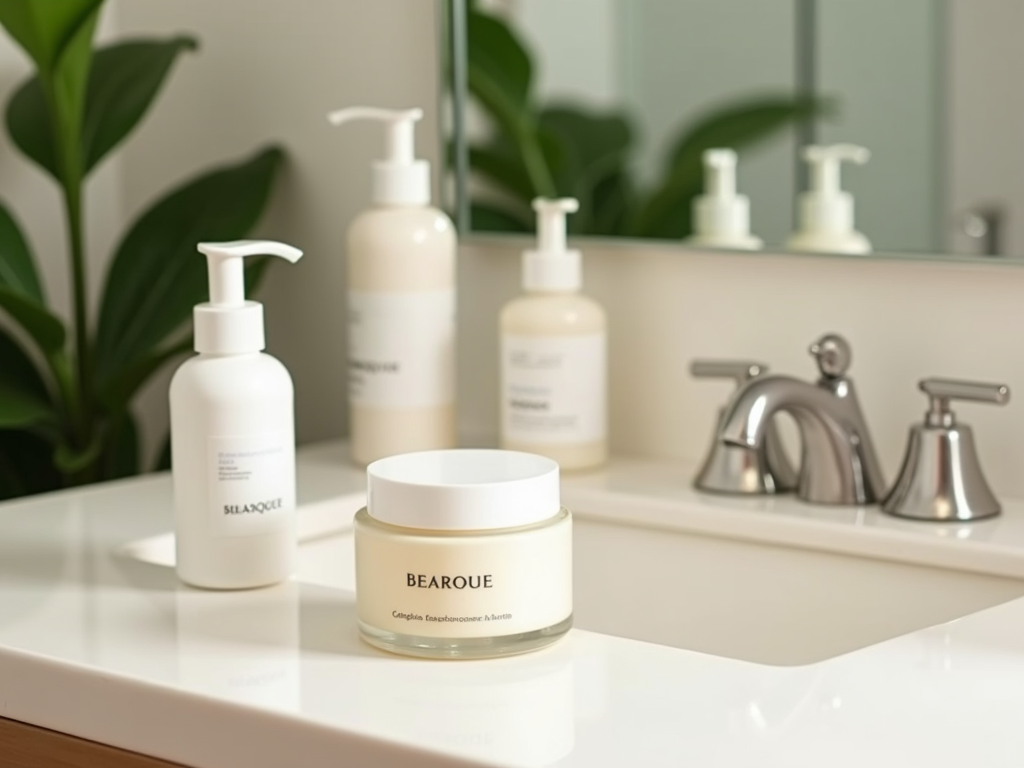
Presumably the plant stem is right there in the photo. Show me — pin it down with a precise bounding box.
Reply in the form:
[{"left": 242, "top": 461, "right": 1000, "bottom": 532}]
[
  {"left": 63, "top": 178, "right": 92, "bottom": 447},
  {"left": 42, "top": 73, "right": 93, "bottom": 463}
]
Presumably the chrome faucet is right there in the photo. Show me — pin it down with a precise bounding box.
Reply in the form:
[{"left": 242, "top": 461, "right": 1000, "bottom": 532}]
[{"left": 716, "top": 334, "right": 885, "bottom": 506}]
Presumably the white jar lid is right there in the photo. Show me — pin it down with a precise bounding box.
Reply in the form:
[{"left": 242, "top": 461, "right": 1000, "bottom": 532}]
[{"left": 366, "top": 449, "right": 561, "bottom": 531}]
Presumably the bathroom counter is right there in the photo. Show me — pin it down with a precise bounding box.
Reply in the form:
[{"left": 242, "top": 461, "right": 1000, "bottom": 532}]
[{"left": 4, "top": 442, "right": 1024, "bottom": 767}]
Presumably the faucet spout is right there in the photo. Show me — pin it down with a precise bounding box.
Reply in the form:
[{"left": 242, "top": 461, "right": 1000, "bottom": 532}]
[
  {"left": 718, "top": 373, "right": 884, "bottom": 505},
  {"left": 721, "top": 375, "right": 834, "bottom": 446}
]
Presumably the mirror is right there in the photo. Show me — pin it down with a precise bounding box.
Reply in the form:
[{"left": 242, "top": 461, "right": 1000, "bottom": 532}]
[{"left": 448, "top": 0, "right": 1022, "bottom": 260}]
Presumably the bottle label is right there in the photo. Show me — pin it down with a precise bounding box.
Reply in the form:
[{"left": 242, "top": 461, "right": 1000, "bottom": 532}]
[
  {"left": 348, "top": 290, "right": 455, "bottom": 408},
  {"left": 501, "top": 334, "right": 606, "bottom": 444},
  {"left": 207, "top": 433, "right": 295, "bottom": 537},
  {"left": 356, "top": 513, "right": 573, "bottom": 638}
]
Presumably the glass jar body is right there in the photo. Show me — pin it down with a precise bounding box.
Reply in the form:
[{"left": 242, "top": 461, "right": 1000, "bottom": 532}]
[{"left": 354, "top": 507, "right": 572, "bottom": 659}]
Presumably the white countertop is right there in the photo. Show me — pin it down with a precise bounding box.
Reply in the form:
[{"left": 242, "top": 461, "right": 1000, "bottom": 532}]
[{"left": 4, "top": 442, "right": 1024, "bottom": 767}]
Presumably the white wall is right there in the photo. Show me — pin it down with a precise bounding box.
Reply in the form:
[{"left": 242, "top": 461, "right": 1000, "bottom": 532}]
[
  {"left": 459, "top": 237, "right": 1024, "bottom": 501},
  {"left": 111, "top": 0, "right": 442, "bottom": 461}
]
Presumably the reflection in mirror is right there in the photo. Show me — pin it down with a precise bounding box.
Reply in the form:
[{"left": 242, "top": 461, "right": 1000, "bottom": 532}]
[{"left": 449, "top": 1, "right": 1023, "bottom": 260}]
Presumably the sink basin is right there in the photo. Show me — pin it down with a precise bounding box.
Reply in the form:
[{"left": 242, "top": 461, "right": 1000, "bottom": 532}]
[
  {"left": 572, "top": 518, "right": 1024, "bottom": 665},
  {"left": 122, "top": 490, "right": 1024, "bottom": 667}
]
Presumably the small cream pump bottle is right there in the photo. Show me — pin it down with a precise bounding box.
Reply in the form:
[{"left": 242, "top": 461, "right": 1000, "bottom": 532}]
[
  {"left": 500, "top": 198, "right": 608, "bottom": 471},
  {"left": 354, "top": 449, "right": 573, "bottom": 659},
  {"left": 327, "top": 107, "right": 457, "bottom": 467}
]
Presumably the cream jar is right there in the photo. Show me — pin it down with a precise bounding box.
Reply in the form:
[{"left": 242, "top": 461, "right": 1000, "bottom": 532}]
[{"left": 354, "top": 449, "right": 572, "bottom": 659}]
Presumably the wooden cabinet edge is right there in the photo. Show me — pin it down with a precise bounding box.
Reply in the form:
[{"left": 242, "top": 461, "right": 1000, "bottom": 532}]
[{"left": 1, "top": 716, "right": 187, "bottom": 768}]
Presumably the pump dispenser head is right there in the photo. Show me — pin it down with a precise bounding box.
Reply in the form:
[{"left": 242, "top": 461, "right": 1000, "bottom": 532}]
[
  {"left": 787, "top": 143, "right": 872, "bottom": 254},
  {"left": 523, "top": 198, "right": 581, "bottom": 292},
  {"left": 687, "top": 149, "right": 762, "bottom": 250},
  {"left": 327, "top": 106, "right": 430, "bottom": 206},
  {"left": 194, "top": 240, "right": 303, "bottom": 354}
]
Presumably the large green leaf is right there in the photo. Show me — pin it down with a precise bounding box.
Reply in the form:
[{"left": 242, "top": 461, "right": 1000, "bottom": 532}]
[
  {"left": 0, "top": 381, "right": 54, "bottom": 429},
  {"left": 6, "top": 74, "right": 56, "bottom": 177},
  {"left": 5, "top": 32, "right": 190, "bottom": 182},
  {"left": 667, "top": 96, "right": 829, "bottom": 169},
  {"left": 0, "top": 325, "right": 49, "bottom": 398},
  {"left": 538, "top": 106, "right": 632, "bottom": 192},
  {"left": 0, "top": 430, "right": 62, "bottom": 500},
  {"left": 0, "top": 198, "right": 43, "bottom": 302},
  {"left": 0, "top": 0, "right": 102, "bottom": 74},
  {"left": 0, "top": 326, "right": 54, "bottom": 431},
  {"left": 95, "top": 146, "right": 285, "bottom": 382},
  {"left": 83, "top": 36, "right": 197, "bottom": 174},
  {"left": 631, "top": 95, "right": 827, "bottom": 239},
  {"left": 49, "top": 5, "right": 98, "bottom": 173},
  {"left": 468, "top": 142, "right": 534, "bottom": 203},
  {"left": 0, "top": 285, "right": 66, "bottom": 354},
  {"left": 466, "top": 7, "right": 531, "bottom": 125},
  {"left": 537, "top": 105, "right": 633, "bottom": 233},
  {"left": 3, "top": 2, "right": 100, "bottom": 184},
  {"left": 97, "top": 337, "right": 190, "bottom": 409}
]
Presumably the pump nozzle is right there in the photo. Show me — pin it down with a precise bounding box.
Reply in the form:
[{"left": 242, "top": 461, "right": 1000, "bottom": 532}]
[
  {"left": 522, "top": 198, "right": 581, "bottom": 292},
  {"left": 787, "top": 143, "right": 872, "bottom": 255},
  {"left": 326, "top": 106, "right": 430, "bottom": 206},
  {"left": 803, "top": 143, "right": 870, "bottom": 196},
  {"left": 193, "top": 240, "right": 303, "bottom": 354},
  {"left": 199, "top": 240, "right": 302, "bottom": 308},
  {"left": 685, "top": 148, "right": 762, "bottom": 250},
  {"left": 534, "top": 198, "right": 579, "bottom": 255},
  {"left": 704, "top": 149, "right": 737, "bottom": 196}
]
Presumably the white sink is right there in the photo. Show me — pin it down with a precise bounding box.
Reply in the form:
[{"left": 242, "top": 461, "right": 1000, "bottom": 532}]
[
  {"left": 122, "top": 488, "right": 1024, "bottom": 667},
  {"left": 571, "top": 517, "right": 1024, "bottom": 665}
]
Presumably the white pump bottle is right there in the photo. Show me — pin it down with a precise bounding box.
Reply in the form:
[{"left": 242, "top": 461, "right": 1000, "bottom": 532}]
[
  {"left": 500, "top": 198, "right": 607, "bottom": 471},
  {"left": 786, "top": 143, "right": 872, "bottom": 254},
  {"left": 686, "top": 148, "right": 763, "bottom": 250},
  {"left": 328, "top": 106, "right": 456, "bottom": 466},
  {"left": 170, "top": 240, "right": 302, "bottom": 590}
]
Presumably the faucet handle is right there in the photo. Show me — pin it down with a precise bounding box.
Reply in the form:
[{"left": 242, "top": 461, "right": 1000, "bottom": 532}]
[
  {"left": 920, "top": 378, "right": 1009, "bottom": 426},
  {"left": 808, "top": 334, "right": 851, "bottom": 378},
  {"left": 690, "top": 360, "right": 768, "bottom": 387},
  {"left": 883, "top": 377, "right": 1010, "bottom": 522}
]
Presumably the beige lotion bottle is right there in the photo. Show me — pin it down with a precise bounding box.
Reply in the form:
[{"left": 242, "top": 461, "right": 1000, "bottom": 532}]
[
  {"left": 327, "top": 107, "right": 456, "bottom": 466},
  {"left": 500, "top": 198, "right": 607, "bottom": 470}
]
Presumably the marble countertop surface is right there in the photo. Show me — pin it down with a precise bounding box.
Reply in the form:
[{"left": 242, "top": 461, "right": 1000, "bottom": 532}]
[{"left": 3, "top": 442, "right": 1024, "bottom": 767}]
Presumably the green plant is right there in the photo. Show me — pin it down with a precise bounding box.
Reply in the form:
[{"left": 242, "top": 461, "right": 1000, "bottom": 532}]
[
  {"left": 0, "top": 1, "right": 284, "bottom": 500},
  {"left": 464, "top": 3, "right": 829, "bottom": 238}
]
